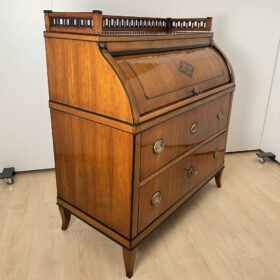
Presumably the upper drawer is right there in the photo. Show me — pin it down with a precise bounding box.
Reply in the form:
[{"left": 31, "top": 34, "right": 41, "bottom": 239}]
[
  {"left": 115, "top": 47, "right": 231, "bottom": 115},
  {"left": 138, "top": 132, "right": 227, "bottom": 232},
  {"left": 140, "top": 93, "right": 231, "bottom": 180}
]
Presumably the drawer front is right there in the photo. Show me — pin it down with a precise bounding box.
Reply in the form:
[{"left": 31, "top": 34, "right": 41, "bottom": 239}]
[
  {"left": 140, "top": 93, "right": 231, "bottom": 180},
  {"left": 138, "top": 133, "right": 227, "bottom": 232}
]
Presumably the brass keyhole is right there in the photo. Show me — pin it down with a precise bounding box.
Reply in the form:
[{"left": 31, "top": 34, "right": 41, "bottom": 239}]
[
  {"left": 187, "top": 166, "right": 198, "bottom": 178},
  {"left": 192, "top": 89, "right": 202, "bottom": 95},
  {"left": 190, "top": 122, "right": 198, "bottom": 134}
]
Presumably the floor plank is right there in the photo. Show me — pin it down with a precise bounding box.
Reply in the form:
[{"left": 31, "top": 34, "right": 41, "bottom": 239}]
[{"left": 0, "top": 153, "right": 279, "bottom": 279}]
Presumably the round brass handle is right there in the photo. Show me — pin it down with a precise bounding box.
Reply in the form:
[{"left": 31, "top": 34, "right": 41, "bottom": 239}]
[
  {"left": 187, "top": 166, "right": 198, "bottom": 178},
  {"left": 190, "top": 122, "right": 198, "bottom": 134},
  {"left": 213, "top": 148, "right": 220, "bottom": 159},
  {"left": 217, "top": 109, "right": 224, "bottom": 120},
  {"left": 153, "top": 139, "right": 165, "bottom": 154},
  {"left": 151, "top": 191, "right": 162, "bottom": 207}
]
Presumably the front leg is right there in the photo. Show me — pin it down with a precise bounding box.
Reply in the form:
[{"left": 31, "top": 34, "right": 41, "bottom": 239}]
[
  {"left": 122, "top": 247, "right": 136, "bottom": 278},
  {"left": 58, "top": 205, "right": 71, "bottom": 230},
  {"left": 215, "top": 169, "right": 224, "bottom": 188}
]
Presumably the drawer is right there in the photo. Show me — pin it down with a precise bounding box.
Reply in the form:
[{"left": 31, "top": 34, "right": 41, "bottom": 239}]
[
  {"left": 138, "top": 132, "right": 227, "bottom": 232},
  {"left": 140, "top": 93, "right": 231, "bottom": 180}
]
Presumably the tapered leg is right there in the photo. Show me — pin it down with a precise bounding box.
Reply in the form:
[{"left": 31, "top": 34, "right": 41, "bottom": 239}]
[
  {"left": 215, "top": 169, "right": 224, "bottom": 188},
  {"left": 122, "top": 247, "right": 136, "bottom": 278},
  {"left": 58, "top": 206, "right": 71, "bottom": 231}
]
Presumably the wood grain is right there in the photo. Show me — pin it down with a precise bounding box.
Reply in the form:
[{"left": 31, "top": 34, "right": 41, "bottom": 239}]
[
  {"left": 58, "top": 206, "right": 71, "bottom": 230},
  {"left": 44, "top": 30, "right": 213, "bottom": 42},
  {"left": 48, "top": 89, "right": 233, "bottom": 135},
  {"left": 115, "top": 47, "right": 230, "bottom": 116},
  {"left": 215, "top": 169, "right": 224, "bottom": 188},
  {"left": 140, "top": 93, "right": 231, "bottom": 179},
  {"left": 51, "top": 109, "right": 133, "bottom": 238},
  {"left": 138, "top": 83, "right": 234, "bottom": 123},
  {"left": 138, "top": 133, "right": 227, "bottom": 232},
  {"left": 49, "top": 102, "right": 135, "bottom": 133},
  {"left": 45, "top": 38, "right": 133, "bottom": 123},
  {"left": 104, "top": 37, "right": 211, "bottom": 53},
  {"left": 57, "top": 198, "right": 131, "bottom": 248},
  {"left": 122, "top": 248, "right": 136, "bottom": 278},
  {"left": 139, "top": 129, "right": 227, "bottom": 187}
]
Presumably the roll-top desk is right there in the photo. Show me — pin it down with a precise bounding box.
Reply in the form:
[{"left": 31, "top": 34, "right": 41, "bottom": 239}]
[{"left": 43, "top": 10, "right": 235, "bottom": 278}]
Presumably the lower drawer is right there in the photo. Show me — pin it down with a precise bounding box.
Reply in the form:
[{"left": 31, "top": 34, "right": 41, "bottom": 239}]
[{"left": 138, "top": 132, "right": 227, "bottom": 232}]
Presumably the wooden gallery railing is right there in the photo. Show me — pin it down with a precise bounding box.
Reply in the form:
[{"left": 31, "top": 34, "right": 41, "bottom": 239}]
[{"left": 44, "top": 10, "right": 212, "bottom": 35}]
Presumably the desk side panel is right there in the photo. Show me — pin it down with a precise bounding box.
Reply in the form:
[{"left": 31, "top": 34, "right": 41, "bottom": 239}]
[
  {"left": 51, "top": 109, "right": 133, "bottom": 238},
  {"left": 45, "top": 38, "right": 133, "bottom": 123}
]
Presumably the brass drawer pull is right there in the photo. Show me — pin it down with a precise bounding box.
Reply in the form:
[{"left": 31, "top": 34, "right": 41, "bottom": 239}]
[
  {"left": 190, "top": 122, "right": 198, "bottom": 134},
  {"left": 213, "top": 148, "right": 220, "bottom": 159},
  {"left": 153, "top": 139, "right": 165, "bottom": 154},
  {"left": 151, "top": 191, "right": 162, "bottom": 207},
  {"left": 187, "top": 166, "right": 198, "bottom": 178},
  {"left": 217, "top": 109, "right": 224, "bottom": 120}
]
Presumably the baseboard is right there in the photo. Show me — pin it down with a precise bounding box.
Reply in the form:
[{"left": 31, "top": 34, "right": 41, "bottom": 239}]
[
  {"left": 225, "top": 149, "right": 260, "bottom": 154},
  {"left": 16, "top": 168, "right": 55, "bottom": 174}
]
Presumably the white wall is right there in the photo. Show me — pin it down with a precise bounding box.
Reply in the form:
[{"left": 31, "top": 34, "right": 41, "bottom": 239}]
[
  {"left": 0, "top": 0, "right": 54, "bottom": 171},
  {"left": 261, "top": 39, "right": 280, "bottom": 161},
  {"left": 1, "top": 0, "right": 279, "bottom": 171}
]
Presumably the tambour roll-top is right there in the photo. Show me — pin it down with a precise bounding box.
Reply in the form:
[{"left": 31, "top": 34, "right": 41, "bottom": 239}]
[
  {"left": 111, "top": 45, "right": 231, "bottom": 115},
  {"left": 108, "top": 45, "right": 231, "bottom": 117},
  {"left": 43, "top": 10, "right": 235, "bottom": 278}
]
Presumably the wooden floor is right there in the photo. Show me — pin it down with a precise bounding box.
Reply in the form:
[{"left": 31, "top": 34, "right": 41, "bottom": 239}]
[{"left": 1, "top": 152, "right": 280, "bottom": 280}]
